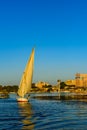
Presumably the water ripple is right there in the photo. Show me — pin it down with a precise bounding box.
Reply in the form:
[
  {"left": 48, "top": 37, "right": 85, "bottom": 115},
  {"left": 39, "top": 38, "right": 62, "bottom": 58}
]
[{"left": 1, "top": 94, "right": 87, "bottom": 129}]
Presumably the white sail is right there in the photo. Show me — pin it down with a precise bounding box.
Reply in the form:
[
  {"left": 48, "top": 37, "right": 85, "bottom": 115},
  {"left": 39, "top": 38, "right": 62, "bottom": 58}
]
[{"left": 18, "top": 48, "right": 35, "bottom": 98}]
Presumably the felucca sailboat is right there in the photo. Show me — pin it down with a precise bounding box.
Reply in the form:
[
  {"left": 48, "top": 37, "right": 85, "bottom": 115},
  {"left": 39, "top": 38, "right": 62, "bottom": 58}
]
[{"left": 17, "top": 48, "right": 35, "bottom": 102}]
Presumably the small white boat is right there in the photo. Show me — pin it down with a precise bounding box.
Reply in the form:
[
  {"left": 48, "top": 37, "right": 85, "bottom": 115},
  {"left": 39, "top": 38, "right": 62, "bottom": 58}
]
[{"left": 17, "top": 48, "right": 35, "bottom": 102}]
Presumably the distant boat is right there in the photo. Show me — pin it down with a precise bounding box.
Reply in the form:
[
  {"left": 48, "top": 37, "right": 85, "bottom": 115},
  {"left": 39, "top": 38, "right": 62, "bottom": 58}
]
[
  {"left": 17, "top": 48, "right": 35, "bottom": 102},
  {"left": 0, "top": 92, "right": 9, "bottom": 99}
]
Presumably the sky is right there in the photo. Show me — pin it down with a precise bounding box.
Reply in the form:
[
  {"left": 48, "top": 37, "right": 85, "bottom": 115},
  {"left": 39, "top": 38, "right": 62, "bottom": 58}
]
[{"left": 0, "top": 0, "right": 87, "bottom": 86}]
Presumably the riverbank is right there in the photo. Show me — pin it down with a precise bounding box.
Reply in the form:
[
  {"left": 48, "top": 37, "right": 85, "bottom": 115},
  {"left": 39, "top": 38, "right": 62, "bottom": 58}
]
[{"left": 32, "top": 93, "right": 87, "bottom": 101}]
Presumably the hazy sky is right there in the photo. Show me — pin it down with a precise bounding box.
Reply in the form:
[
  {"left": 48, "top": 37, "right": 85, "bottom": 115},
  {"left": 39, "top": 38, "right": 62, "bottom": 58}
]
[{"left": 0, "top": 0, "right": 87, "bottom": 85}]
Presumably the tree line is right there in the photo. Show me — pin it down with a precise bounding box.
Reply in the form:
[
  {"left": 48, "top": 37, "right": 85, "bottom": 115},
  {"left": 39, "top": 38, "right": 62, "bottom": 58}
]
[
  {"left": 0, "top": 85, "right": 18, "bottom": 93},
  {"left": 0, "top": 81, "right": 68, "bottom": 93}
]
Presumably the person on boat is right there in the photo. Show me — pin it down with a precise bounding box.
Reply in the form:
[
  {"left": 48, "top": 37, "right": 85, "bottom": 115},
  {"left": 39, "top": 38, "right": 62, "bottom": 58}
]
[{"left": 27, "top": 94, "right": 30, "bottom": 99}]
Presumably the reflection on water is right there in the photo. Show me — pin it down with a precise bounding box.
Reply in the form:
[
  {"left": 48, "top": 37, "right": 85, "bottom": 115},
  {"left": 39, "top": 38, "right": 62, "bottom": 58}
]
[
  {"left": 17, "top": 102, "right": 34, "bottom": 130},
  {"left": 32, "top": 92, "right": 87, "bottom": 101},
  {"left": 1, "top": 93, "right": 87, "bottom": 129}
]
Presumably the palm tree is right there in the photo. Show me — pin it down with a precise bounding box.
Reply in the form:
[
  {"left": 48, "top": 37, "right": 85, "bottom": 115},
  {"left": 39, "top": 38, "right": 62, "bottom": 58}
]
[{"left": 57, "top": 80, "right": 61, "bottom": 92}]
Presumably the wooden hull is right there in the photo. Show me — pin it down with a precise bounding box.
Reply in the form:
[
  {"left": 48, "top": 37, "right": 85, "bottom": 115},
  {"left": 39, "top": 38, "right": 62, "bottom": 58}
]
[{"left": 17, "top": 97, "right": 28, "bottom": 102}]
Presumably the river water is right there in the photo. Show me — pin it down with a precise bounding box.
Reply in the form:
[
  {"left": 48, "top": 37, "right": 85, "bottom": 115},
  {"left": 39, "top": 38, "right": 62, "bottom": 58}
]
[{"left": 0, "top": 93, "right": 87, "bottom": 130}]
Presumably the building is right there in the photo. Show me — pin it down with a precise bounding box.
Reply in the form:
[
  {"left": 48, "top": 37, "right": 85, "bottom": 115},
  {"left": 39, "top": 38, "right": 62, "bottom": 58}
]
[
  {"left": 35, "top": 81, "right": 49, "bottom": 89},
  {"left": 75, "top": 73, "right": 87, "bottom": 87},
  {"left": 65, "top": 80, "right": 76, "bottom": 86}
]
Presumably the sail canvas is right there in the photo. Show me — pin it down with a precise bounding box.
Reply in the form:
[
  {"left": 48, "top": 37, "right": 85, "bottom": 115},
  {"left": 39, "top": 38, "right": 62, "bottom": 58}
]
[{"left": 18, "top": 48, "right": 35, "bottom": 98}]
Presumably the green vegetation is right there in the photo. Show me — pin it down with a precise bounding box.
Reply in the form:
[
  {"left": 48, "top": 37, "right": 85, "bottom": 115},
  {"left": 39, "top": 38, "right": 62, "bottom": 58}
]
[
  {"left": 0, "top": 81, "right": 77, "bottom": 93},
  {"left": 0, "top": 85, "right": 18, "bottom": 93},
  {"left": 0, "top": 82, "right": 67, "bottom": 93},
  {"left": 44, "top": 85, "right": 53, "bottom": 92},
  {"left": 60, "top": 82, "right": 67, "bottom": 89}
]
